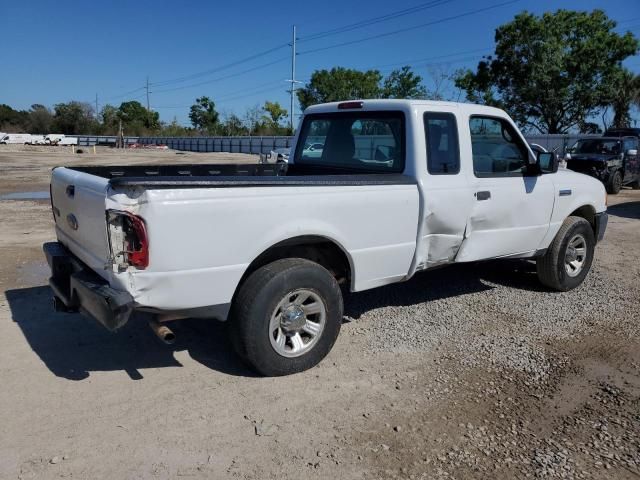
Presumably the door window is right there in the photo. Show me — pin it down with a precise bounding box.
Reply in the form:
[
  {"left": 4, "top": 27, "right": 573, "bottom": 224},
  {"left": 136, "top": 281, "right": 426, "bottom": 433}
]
[
  {"left": 469, "top": 116, "right": 529, "bottom": 177},
  {"left": 424, "top": 112, "right": 460, "bottom": 174}
]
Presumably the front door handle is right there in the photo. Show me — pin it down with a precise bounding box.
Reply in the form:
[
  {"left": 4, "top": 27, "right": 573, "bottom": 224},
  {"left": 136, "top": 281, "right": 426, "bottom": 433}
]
[{"left": 476, "top": 191, "right": 491, "bottom": 201}]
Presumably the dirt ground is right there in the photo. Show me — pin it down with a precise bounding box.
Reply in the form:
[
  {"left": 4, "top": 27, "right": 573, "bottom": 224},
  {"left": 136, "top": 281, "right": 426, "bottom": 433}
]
[{"left": 0, "top": 145, "right": 638, "bottom": 479}]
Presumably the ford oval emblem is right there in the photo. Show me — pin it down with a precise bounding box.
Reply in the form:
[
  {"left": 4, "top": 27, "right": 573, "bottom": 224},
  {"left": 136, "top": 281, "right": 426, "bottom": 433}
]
[{"left": 67, "top": 214, "right": 79, "bottom": 231}]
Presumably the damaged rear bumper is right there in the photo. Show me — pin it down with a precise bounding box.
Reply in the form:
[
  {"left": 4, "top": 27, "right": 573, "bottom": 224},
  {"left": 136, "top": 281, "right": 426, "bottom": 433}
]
[{"left": 43, "top": 242, "right": 134, "bottom": 330}]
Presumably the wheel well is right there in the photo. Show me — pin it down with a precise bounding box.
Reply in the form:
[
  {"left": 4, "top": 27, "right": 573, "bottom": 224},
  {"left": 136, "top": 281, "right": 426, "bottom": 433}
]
[
  {"left": 570, "top": 205, "right": 596, "bottom": 233},
  {"left": 240, "top": 236, "right": 352, "bottom": 288}
]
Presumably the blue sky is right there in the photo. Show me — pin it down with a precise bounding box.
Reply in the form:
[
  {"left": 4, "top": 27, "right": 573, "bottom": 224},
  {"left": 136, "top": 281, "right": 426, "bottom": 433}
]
[{"left": 2, "top": 0, "right": 638, "bottom": 126}]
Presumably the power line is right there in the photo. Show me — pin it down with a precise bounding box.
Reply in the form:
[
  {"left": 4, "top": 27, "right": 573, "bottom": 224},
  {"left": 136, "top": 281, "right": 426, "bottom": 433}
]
[
  {"left": 298, "top": 0, "right": 521, "bottom": 56},
  {"left": 153, "top": 80, "right": 286, "bottom": 108},
  {"left": 299, "top": 0, "right": 454, "bottom": 43},
  {"left": 152, "top": 56, "right": 290, "bottom": 94},
  {"left": 150, "top": 43, "right": 290, "bottom": 88},
  {"left": 104, "top": 86, "right": 146, "bottom": 101}
]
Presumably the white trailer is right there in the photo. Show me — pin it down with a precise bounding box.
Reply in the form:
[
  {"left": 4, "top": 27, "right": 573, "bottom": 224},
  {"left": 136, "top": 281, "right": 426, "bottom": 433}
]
[
  {"left": 0, "top": 133, "right": 33, "bottom": 144},
  {"left": 58, "top": 136, "right": 78, "bottom": 146}
]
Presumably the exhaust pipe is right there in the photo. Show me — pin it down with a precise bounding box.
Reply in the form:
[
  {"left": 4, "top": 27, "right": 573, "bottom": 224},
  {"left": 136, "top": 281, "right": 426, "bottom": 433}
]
[{"left": 148, "top": 319, "right": 176, "bottom": 345}]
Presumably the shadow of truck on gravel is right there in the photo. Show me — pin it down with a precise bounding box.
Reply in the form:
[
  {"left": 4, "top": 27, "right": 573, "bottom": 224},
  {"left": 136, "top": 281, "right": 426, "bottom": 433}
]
[
  {"left": 5, "top": 286, "right": 256, "bottom": 381},
  {"left": 6, "top": 260, "right": 543, "bottom": 380}
]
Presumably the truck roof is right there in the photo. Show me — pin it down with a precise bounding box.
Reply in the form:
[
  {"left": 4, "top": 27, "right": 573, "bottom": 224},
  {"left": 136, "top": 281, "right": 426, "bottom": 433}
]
[{"left": 304, "top": 99, "right": 507, "bottom": 117}]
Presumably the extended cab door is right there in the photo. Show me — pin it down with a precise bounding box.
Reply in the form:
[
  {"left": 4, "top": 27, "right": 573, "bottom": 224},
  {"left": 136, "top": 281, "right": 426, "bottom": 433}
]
[
  {"left": 415, "top": 111, "right": 476, "bottom": 269},
  {"left": 455, "top": 115, "right": 554, "bottom": 262}
]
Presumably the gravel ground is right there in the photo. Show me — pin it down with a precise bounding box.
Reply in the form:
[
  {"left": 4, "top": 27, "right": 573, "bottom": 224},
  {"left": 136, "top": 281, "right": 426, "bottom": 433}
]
[{"left": 0, "top": 149, "right": 638, "bottom": 479}]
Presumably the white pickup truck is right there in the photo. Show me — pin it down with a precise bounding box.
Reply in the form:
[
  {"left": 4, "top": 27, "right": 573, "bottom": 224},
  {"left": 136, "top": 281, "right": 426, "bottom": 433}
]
[{"left": 44, "top": 100, "right": 608, "bottom": 376}]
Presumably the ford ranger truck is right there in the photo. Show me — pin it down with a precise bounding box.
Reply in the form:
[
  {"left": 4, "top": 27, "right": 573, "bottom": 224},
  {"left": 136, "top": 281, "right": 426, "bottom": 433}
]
[{"left": 43, "top": 100, "right": 608, "bottom": 376}]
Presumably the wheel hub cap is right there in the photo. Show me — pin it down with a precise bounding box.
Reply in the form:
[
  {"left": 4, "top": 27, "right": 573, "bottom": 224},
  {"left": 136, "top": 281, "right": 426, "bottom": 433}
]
[
  {"left": 268, "top": 289, "right": 327, "bottom": 358},
  {"left": 280, "top": 305, "right": 306, "bottom": 332},
  {"left": 564, "top": 234, "right": 587, "bottom": 278}
]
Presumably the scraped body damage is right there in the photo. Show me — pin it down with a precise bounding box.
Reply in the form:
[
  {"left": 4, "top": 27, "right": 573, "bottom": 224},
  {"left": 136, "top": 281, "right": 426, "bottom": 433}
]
[{"left": 414, "top": 184, "right": 474, "bottom": 270}]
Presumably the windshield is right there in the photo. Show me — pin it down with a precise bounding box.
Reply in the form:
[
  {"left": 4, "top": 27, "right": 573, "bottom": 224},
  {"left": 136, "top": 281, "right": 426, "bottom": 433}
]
[
  {"left": 294, "top": 111, "right": 405, "bottom": 173},
  {"left": 569, "top": 139, "right": 621, "bottom": 155}
]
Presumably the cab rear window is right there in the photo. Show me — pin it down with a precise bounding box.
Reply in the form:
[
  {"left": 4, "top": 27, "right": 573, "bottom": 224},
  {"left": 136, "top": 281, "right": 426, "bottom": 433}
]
[{"left": 294, "top": 111, "right": 405, "bottom": 173}]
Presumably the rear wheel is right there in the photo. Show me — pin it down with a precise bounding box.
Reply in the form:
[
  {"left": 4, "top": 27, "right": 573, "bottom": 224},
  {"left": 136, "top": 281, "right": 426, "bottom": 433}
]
[
  {"left": 606, "top": 170, "right": 622, "bottom": 194},
  {"left": 536, "top": 216, "right": 595, "bottom": 291},
  {"left": 631, "top": 178, "right": 640, "bottom": 190},
  {"left": 230, "top": 258, "right": 343, "bottom": 376}
]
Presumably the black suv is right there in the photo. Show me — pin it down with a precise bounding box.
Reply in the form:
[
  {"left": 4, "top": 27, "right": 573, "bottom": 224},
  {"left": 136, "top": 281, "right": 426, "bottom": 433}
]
[{"left": 566, "top": 136, "right": 640, "bottom": 194}]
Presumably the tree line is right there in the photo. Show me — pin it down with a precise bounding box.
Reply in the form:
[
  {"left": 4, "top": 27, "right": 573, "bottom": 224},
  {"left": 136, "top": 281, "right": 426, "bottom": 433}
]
[
  {"left": 1, "top": 9, "right": 638, "bottom": 137},
  {"left": 0, "top": 99, "right": 293, "bottom": 137}
]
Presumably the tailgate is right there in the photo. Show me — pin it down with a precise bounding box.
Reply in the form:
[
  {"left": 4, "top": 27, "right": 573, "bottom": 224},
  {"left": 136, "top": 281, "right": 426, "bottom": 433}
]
[{"left": 50, "top": 167, "right": 111, "bottom": 275}]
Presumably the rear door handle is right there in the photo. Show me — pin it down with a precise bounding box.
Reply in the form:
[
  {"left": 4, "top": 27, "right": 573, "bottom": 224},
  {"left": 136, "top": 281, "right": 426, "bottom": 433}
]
[{"left": 476, "top": 191, "right": 491, "bottom": 201}]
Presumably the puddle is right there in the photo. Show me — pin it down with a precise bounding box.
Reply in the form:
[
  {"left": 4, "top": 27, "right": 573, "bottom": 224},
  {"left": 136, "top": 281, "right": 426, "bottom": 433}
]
[{"left": 0, "top": 190, "right": 50, "bottom": 201}]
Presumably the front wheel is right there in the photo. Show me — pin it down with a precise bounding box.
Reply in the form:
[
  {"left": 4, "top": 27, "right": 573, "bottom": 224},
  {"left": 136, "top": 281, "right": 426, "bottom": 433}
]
[
  {"left": 606, "top": 170, "right": 622, "bottom": 194},
  {"left": 536, "top": 216, "right": 595, "bottom": 291},
  {"left": 230, "top": 258, "right": 343, "bottom": 376}
]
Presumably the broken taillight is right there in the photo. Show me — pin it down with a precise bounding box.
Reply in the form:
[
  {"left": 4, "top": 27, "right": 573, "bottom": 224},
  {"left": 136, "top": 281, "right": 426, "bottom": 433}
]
[
  {"left": 124, "top": 214, "right": 149, "bottom": 268},
  {"left": 107, "top": 211, "right": 149, "bottom": 269}
]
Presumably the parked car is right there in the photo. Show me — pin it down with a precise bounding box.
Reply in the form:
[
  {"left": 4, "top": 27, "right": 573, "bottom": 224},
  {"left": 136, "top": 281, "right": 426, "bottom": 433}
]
[
  {"left": 43, "top": 99, "right": 607, "bottom": 376},
  {"left": 565, "top": 136, "right": 640, "bottom": 194},
  {"left": 302, "top": 142, "right": 324, "bottom": 159},
  {"left": 0, "top": 133, "right": 32, "bottom": 144}
]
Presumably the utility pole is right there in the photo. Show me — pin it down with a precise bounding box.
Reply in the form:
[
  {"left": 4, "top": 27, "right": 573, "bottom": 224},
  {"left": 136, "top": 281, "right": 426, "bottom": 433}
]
[
  {"left": 287, "top": 25, "right": 300, "bottom": 132},
  {"left": 95, "top": 93, "right": 98, "bottom": 117},
  {"left": 145, "top": 76, "right": 150, "bottom": 111}
]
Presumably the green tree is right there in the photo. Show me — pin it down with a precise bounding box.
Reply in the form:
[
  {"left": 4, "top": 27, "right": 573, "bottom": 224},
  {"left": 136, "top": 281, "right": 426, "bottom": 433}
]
[
  {"left": 297, "top": 67, "right": 383, "bottom": 110},
  {"left": 52, "top": 101, "right": 96, "bottom": 135},
  {"left": 0, "top": 104, "right": 29, "bottom": 132},
  {"left": 262, "top": 101, "right": 288, "bottom": 133},
  {"left": 608, "top": 70, "right": 640, "bottom": 128},
  {"left": 243, "top": 104, "right": 264, "bottom": 135},
  {"left": 27, "top": 104, "right": 53, "bottom": 134},
  {"left": 381, "top": 66, "right": 427, "bottom": 99},
  {"left": 118, "top": 101, "right": 159, "bottom": 132},
  {"left": 99, "top": 104, "right": 120, "bottom": 134},
  {"left": 455, "top": 10, "right": 638, "bottom": 133},
  {"left": 220, "top": 112, "right": 247, "bottom": 136},
  {"left": 189, "top": 96, "right": 219, "bottom": 134}
]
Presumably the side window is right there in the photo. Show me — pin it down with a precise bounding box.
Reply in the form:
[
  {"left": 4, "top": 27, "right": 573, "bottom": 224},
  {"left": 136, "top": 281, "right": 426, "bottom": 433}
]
[
  {"left": 424, "top": 112, "right": 460, "bottom": 174},
  {"left": 623, "top": 138, "right": 637, "bottom": 152},
  {"left": 469, "top": 116, "right": 529, "bottom": 177}
]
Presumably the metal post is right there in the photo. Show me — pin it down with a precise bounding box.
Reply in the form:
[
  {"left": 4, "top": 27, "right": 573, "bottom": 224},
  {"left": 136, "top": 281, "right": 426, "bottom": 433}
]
[
  {"left": 289, "top": 25, "right": 296, "bottom": 131},
  {"left": 145, "top": 76, "right": 150, "bottom": 111},
  {"left": 95, "top": 93, "right": 98, "bottom": 118}
]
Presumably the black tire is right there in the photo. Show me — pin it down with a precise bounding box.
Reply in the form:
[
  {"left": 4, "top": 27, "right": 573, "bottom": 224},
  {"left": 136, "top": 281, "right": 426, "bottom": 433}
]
[
  {"left": 631, "top": 178, "right": 640, "bottom": 190},
  {"left": 536, "top": 216, "right": 595, "bottom": 291},
  {"left": 229, "top": 258, "right": 343, "bottom": 376},
  {"left": 606, "top": 170, "right": 622, "bottom": 194}
]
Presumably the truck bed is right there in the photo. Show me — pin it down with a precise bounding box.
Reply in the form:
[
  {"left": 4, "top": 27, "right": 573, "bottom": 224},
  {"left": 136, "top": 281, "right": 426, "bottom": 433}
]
[{"left": 65, "top": 163, "right": 416, "bottom": 187}]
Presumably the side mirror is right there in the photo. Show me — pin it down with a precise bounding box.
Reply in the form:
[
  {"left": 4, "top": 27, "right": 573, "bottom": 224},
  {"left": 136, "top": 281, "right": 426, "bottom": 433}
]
[
  {"left": 626, "top": 149, "right": 638, "bottom": 156},
  {"left": 536, "top": 151, "right": 558, "bottom": 174}
]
